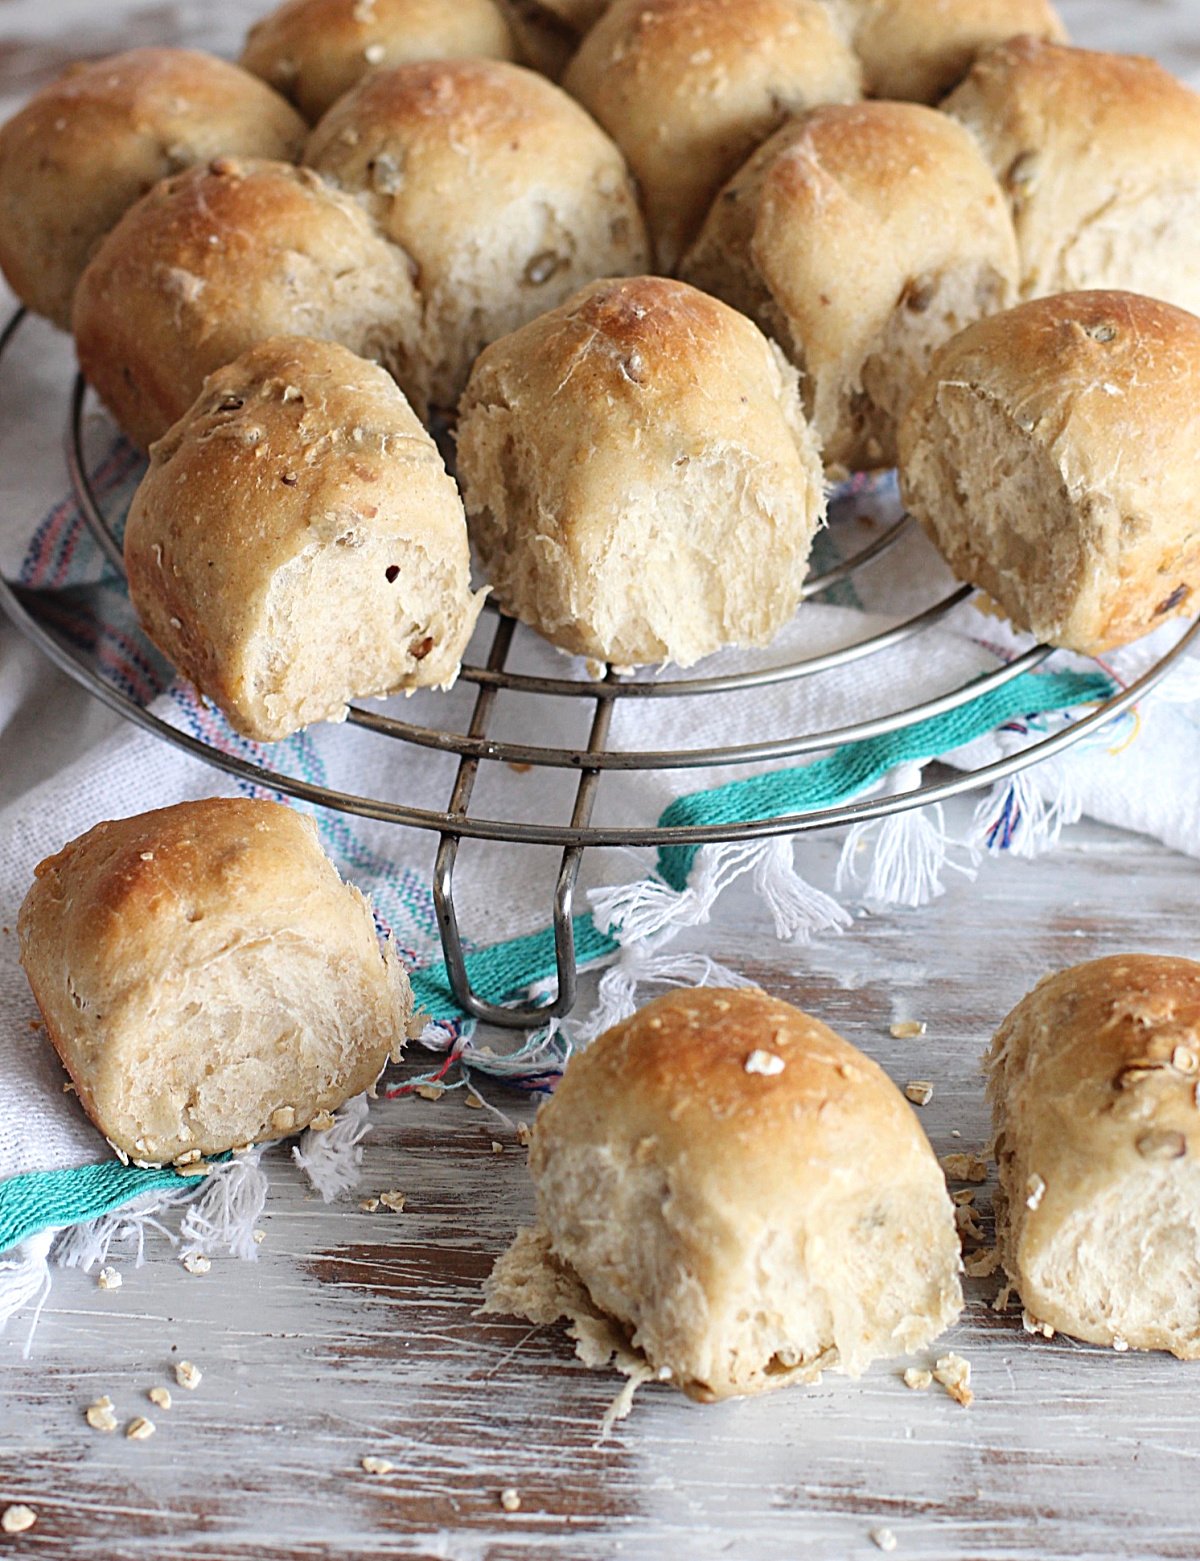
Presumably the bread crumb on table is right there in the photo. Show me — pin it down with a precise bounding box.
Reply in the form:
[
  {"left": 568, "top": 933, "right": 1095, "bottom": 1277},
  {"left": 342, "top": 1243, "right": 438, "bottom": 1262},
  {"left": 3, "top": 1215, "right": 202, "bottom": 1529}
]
[
  {"left": 939, "top": 1153, "right": 987, "bottom": 1183},
  {"left": 902, "top": 1367, "right": 932, "bottom": 1391},
  {"left": 97, "top": 1266, "right": 122, "bottom": 1290},
  {"left": 361, "top": 1457, "right": 394, "bottom": 1476},
  {"left": 890, "top": 1020, "right": 926, "bottom": 1039},
  {"left": 964, "top": 1247, "right": 1002, "bottom": 1279},
  {"left": 359, "top": 1198, "right": 380, "bottom": 1212},
  {"left": 933, "top": 1353, "right": 974, "bottom": 1407},
  {"left": 181, "top": 1252, "right": 210, "bottom": 1275},
  {"left": 904, "top": 1080, "right": 933, "bottom": 1106},
  {"left": 870, "top": 1527, "right": 898, "bottom": 1552},
  {"left": 1, "top": 1506, "right": 36, "bottom": 1535},
  {"left": 515, "top": 1122, "right": 532, "bottom": 1147},
  {"left": 499, "top": 1488, "right": 521, "bottom": 1513},
  {"left": 379, "top": 1190, "right": 406, "bottom": 1213}
]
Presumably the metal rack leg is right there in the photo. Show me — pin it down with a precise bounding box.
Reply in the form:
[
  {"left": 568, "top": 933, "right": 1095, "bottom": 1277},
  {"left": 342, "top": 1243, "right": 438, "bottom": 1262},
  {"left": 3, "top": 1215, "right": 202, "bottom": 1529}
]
[{"left": 434, "top": 632, "right": 617, "bottom": 1028}]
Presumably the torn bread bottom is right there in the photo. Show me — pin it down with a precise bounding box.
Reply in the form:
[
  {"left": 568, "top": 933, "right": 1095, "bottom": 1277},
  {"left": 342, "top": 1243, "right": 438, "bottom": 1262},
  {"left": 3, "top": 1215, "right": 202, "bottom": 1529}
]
[{"left": 482, "top": 1227, "right": 834, "bottom": 1433}]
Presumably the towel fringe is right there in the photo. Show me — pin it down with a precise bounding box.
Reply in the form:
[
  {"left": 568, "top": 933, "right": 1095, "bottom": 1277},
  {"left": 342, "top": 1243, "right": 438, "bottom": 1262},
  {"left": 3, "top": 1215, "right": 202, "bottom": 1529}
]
[
  {"left": 180, "top": 1150, "right": 269, "bottom": 1262},
  {"left": 573, "top": 947, "right": 760, "bottom": 1045},
  {"left": 975, "top": 763, "right": 1083, "bottom": 859},
  {"left": 292, "top": 1093, "right": 371, "bottom": 1204},
  {"left": 837, "top": 801, "right": 977, "bottom": 910}
]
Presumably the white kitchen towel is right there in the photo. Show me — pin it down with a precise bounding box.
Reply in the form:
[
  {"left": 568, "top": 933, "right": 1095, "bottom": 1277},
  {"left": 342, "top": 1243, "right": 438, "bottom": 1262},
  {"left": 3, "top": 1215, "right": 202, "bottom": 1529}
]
[{"left": 1, "top": 309, "right": 1198, "bottom": 1318}]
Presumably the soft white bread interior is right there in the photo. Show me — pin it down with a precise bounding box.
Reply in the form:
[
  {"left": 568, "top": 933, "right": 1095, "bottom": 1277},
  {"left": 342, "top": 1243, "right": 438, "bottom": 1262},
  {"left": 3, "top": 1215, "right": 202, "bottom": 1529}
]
[
  {"left": 486, "top": 987, "right": 963, "bottom": 1402},
  {"left": 563, "top": 0, "right": 861, "bottom": 271},
  {"left": 988, "top": 955, "right": 1200, "bottom": 1356},
  {"left": 0, "top": 48, "right": 306, "bottom": 330},
  {"left": 124, "top": 337, "right": 485, "bottom": 742},
  {"left": 680, "top": 101, "right": 1019, "bottom": 473},
  {"left": 455, "top": 275, "right": 826, "bottom": 668},
  {"left": 897, "top": 290, "right": 1200, "bottom": 655},
  {"left": 17, "top": 798, "right": 413, "bottom": 1167},
  {"left": 832, "top": 0, "right": 1067, "bottom": 103},
  {"left": 942, "top": 37, "right": 1200, "bottom": 315},
  {"left": 240, "top": 0, "right": 517, "bottom": 124},
  {"left": 304, "top": 59, "right": 649, "bottom": 419},
  {"left": 72, "top": 157, "right": 420, "bottom": 451}
]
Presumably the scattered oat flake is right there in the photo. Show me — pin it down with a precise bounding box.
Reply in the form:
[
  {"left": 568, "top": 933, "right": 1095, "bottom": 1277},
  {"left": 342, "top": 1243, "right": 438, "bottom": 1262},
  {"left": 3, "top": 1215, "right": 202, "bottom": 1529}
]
[
  {"left": 940, "top": 1153, "right": 987, "bottom": 1183},
  {"left": 903, "top": 1367, "right": 932, "bottom": 1391},
  {"left": 97, "top": 1266, "right": 122, "bottom": 1291},
  {"left": 871, "top": 1528, "right": 898, "bottom": 1553},
  {"left": 148, "top": 1387, "right": 172, "bottom": 1411},
  {"left": 271, "top": 1106, "right": 297, "bottom": 1133},
  {"left": 1, "top": 1506, "right": 36, "bottom": 1535},
  {"left": 359, "top": 1198, "right": 380, "bottom": 1213},
  {"left": 491, "top": 1141, "right": 504, "bottom": 1155},
  {"left": 933, "top": 1353, "right": 974, "bottom": 1407},
  {"left": 126, "top": 1417, "right": 155, "bottom": 1441},
  {"left": 181, "top": 1252, "right": 210, "bottom": 1275},
  {"left": 890, "top": 1020, "right": 926, "bottom": 1040},
  {"left": 965, "top": 1247, "right": 1001, "bottom": 1279},
  {"left": 253, "top": 1229, "right": 266, "bottom": 1245},
  {"left": 465, "top": 1094, "right": 484, "bottom": 1110},
  {"left": 745, "top": 1049, "right": 785, "bottom": 1076},
  {"left": 904, "top": 1081, "right": 933, "bottom": 1106},
  {"left": 175, "top": 1148, "right": 201, "bottom": 1167},
  {"left": 955, "top": 1205, "right": 984, "bottom": 1241},
  {"left": 515, "top": 1122, "right": 532, "bottom": 1147},
  {"left": 379, "top": 1189, "right": 406, "bottom": 1213},
  {"left": 175, "top": 1361, "right": 202, "bottom": 1391},
  {"left": 361, "top": 1457, "right": 393, "bottom": 1476},
  {"left": 1022, "top": 1311, "right": 1055, "bottom": 1339},
  {"left": 415, "top": 1084, "right": 444, "bottom": 1102},
  {"left": 309, "top": 1111, "right": 336, "bottom": 1132},
  {"left": 85, "top": 1396, "right": 118, "bottom": 1432},
  {"left": 952, "top": 1188, "right": 976, "bottom": 1206},
  {"left": 499, "top": 1488, "right": 521, "bottom": 1513}
]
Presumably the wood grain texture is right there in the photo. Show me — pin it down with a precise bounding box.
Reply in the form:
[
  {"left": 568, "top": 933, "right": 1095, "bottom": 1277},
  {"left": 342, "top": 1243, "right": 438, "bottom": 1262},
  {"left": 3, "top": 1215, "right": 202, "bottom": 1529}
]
[{"left": 1, "top": 1, "right": 1199, "bottom": 1556}]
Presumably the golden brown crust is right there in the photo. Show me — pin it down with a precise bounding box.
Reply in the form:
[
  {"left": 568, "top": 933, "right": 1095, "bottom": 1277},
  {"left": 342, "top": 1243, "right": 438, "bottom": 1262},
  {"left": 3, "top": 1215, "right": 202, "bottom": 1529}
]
[
  {"left": 124, "top": 337, "right": 484, "bottom": 740},
  {"left": 837, "top": 0, "right": 1067, "bottom": 102},
  {"left": 563, "top": 0, "right": 861, "bottom": 270},
  {"left": 71, "top": 157, "right": 420, "bottom": 450},
  {"left": 988, "top": 957, "right": 1200, "bottom": 1355},
  {"left": 18, "top": 799, "right": 413, "bottom": 1165},
  {"left": 304, "top": 59, "right": 649, "bottom": 416},
  {"left": 0, "top": 48, "right": 307, "bottom": 329},
  {"left": 456, "top": 275, "right": 826, "bottom": 666},
  {"left": 241, "top": 0, "right": 516, "bottom": 123},
  {"left": 943, "top": 38, "right": 1200, "bottom": 311},
  {"left": 681, "top": 101, "right": 1018, "bottom": 471},
  {"left": 898, "top": 290, "right": 1200, "bottom": 654}
]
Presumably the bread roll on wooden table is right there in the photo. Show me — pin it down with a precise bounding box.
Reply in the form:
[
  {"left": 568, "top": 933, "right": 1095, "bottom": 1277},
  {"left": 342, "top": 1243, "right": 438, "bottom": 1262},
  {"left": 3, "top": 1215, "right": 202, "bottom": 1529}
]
[
  {"left": 0, "top": 49, "right": 306, "bottom": 330},
  {"left": 72, "top": 157, "right": 420, "bottom": 451},
  {"left": 989, "top": 956, "right": 1200, "bottom": 1356},
  {"left": 563, "top": 0, "right": 861, "bottom": 271},
  {"left": 487, "top": 988, "right": 963, "bottom": 1402},
  {"left": 304, "top": 59, "right": 649, "bottom": 419},
  {"left": 943, "top": 38, "right": 1200, "bottom": 315},
  {"left": 898, "top": 290, "right": 1200, "bottom": 655},
  {"left": 18, "top": 799, "right": 413, "bottom": 1168},
  {"left": 456, "top": 276, "right": 825, "bottom": 668},
  {"left": 681, "top": 101, "right": 1019, "bottom": 474},
  {"left": 124, "top": 337, "right": 485, "bottom": 741},
  {"left": 241, "top": 0, "right": 517, "bottom": 124}
]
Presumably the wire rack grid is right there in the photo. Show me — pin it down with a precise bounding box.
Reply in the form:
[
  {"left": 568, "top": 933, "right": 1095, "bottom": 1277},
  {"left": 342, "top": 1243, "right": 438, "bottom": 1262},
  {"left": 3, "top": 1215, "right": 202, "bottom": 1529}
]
[{"left": 2, "top": 305, "right": 1197, "bottom": 1028}]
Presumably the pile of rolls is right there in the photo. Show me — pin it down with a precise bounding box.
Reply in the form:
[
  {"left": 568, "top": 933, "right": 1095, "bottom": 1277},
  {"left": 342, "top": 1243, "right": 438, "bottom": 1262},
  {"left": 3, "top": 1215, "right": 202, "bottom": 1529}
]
[{"left": 0, "top": 0, "right": 1198, "bottom": 741}]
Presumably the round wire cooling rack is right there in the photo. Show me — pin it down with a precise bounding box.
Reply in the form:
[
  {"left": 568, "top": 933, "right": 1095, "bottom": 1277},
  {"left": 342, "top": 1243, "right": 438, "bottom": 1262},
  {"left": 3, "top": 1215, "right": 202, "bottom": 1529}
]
[{"left": 2, "top": 304, "right": 1198, "bottom": 1029}]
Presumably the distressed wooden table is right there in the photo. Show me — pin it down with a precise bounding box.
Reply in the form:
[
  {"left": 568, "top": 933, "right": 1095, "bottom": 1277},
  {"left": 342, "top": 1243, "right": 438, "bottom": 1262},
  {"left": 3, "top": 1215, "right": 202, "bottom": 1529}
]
[{"left": 1, "top": 2, "right": 1199, "bottom": 1557}]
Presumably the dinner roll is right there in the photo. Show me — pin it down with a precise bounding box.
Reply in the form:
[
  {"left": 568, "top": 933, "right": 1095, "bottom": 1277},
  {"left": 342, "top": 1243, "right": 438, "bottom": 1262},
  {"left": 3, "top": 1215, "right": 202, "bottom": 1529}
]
[
  {"left": 0, "top": 48, "right": 306, "bottom": 330},
  {"left": 563, "top": 0, "right": 861, "bottom": 271},
  {"left": 124, "top": 338, "right": 485, "bottom": 742},
  {"left": 72, "top": 157, "right": 420, "bottom": 451},
  {"left": 456, "top": 276, "right": 825, "bottom": 667},
  {"left": 240, "top": 0, "right": 516, "bottom": 124},
  {"left": 834, "top": 0, "right": 1066, "bottom": 103},
  {"left": 988, "top": 956, "right": 1200, "bottom": 1356},
  {"left": 897, "top": 291, "right": 1200, "bottom": 655},
  {"left": 18, "top": 798, "right": 412, "bottom": 1167},
  {"left": 943, "top": 38, "right": 1200, "bottom": 314},
  {"left": 486, "top": 989, "right": 963, "bottom": 1402},
  {"left": 304, "top": 60, "right": 649, "bottom": 419},
  {"left": 680, "top": 102, "right": 1019, "bottom": 473}
]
